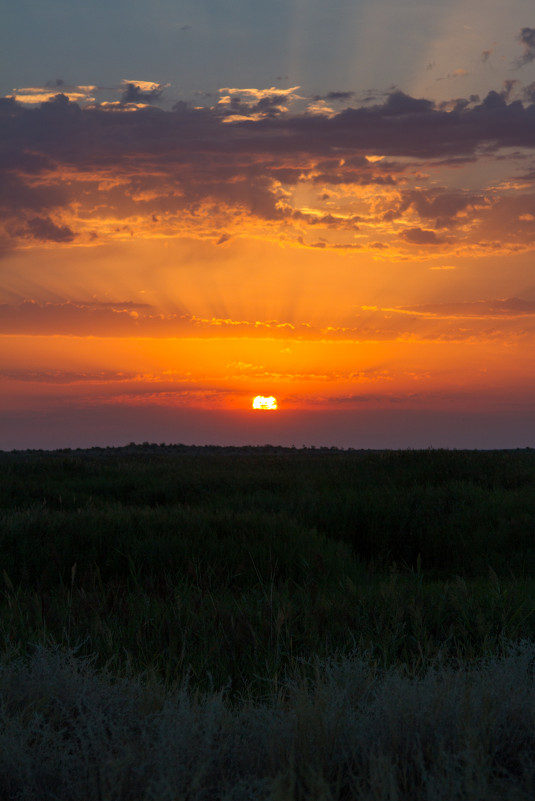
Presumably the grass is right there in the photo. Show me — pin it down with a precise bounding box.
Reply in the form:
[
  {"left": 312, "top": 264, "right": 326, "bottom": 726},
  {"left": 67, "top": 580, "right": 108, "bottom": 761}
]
[
  {"left": 2, "top": 641, "right": 535, "bottom": 800},
  {"left": 0, "top": 444, "right": 534, "bottom": 798}
]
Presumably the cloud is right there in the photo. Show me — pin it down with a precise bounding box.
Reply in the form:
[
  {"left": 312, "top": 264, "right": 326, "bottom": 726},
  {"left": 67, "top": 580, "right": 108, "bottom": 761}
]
[
  {"left": 324, "top": 90, "right": 355, "bottom": 101},
  {"left": 219, "top": 85, "right": 300, "bottom": 102},
  {"left": 2, "top": 298, "right": 533, "bottom": 344},
  {"left": 397, "top": 297, "right": 535, "bottom": 318},
  {"left": 0, "top": 301, "right": 314, "bottom": 338},
  {"left": 400, "top": 227, "right": 443, "bottom": 245},
  {"left": 8, "top": 84, "right": 97, "bottom": 105},
  {"left": 524, "top": 82, "right": 535, "bottom": 103},
  {"left": 394, "top": 189, "right": 488, "bottom": 229},
  {"left": 2, "top": 87, "right": 535, "bottom": 254},
  {"left": 120, "top": 80, "right": 165, "bottom": 105},
  {"left": 0, "top": 369, "right": 140, "bottom": 384},
  {"left": 501, "top": 80, "right": 519, "bottom": 101},
  {"left": 517, "top": 27, "right": 535, "bottom": 66},
  {"left": 471, "top": 193, "right": 535, "bottom": 245},
  {"left": 13, "top": 216, "right": 77, "bottom": 242},
  {"left": 0, "top": 171, "right": 69, "bottom": 216},
  {"left": 217, "top": 85, "right": 301, "bottom": 120},
  {"left": 6, "top": 80, "right": 167, "bottom": 109},
  {"left": 383, "top": 91, "right": 434, "bottom": 115},
  {"left": 326, "top": 392, "right": 428, "bottom": 406},
  {"left": 442, "top": 69, "right": 470, "bottom": 80},
  {"left": 312, "top": 90, "right": 355, "bottom": 103}
]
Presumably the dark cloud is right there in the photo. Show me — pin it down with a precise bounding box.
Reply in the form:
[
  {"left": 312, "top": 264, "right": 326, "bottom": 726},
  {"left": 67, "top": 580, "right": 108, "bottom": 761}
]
[
  {"left": 326, "top": 90, "right": 354, "bottom": 101},
  {"left": 401, "top": 227, "right": 443, "bottom": 245},
  {"left": 431, "top": 154, "right": 478, "bottom": 167},
  {"left": 2, "top": 87, "right": 535, "bottom": 252},
  {"left": 8, "top": 87, "right": 532, "bottom": 163},
  {"left": 524, "top": 82, "right": 535, "bottom": 103},
  {"left": 467, "top": 192, "right": 535, "bottom": 244},
  {"left": 502, "top": 80, "right": 519, "bottom": 100},
  {"left": 253, "top": 95, "right": 288, "bottom": 116},
  {"left": 313, "top": 90, "right": 355, "bottom": 102},
  {"left": 517, "top": 27, "right": 535, "bottom": 66},
  {"left": 121, "top": 83, "right": 163, "bottom": 105},
  {"left": 0, "top": 172, "right": 68, "bottom": 216},
  {"left": 311, "top": 169, "right": 396, "bottom": 186},
  {"left": 18, "top": 216, "right": 77, "bottom": 242},
  {"left": 438, "top": 95, "right": 481, "bottom": 113},
  {"left": 2, "top": 88, "right": 535, "bottom": 175},
  {"left": 517, "top": 166, "right": 535, "bottom": 181},
  {"left": 383, "top": 91, "right": 434, "bottom": 115},
  {"left": 218, "top": 93, "right": 289, "bottom": 119},
  {"left": 323, "top": 91, "right": 535, "bottom": 158},
  {"left": 400, "top": 189, "right": 487, "bottom": 229}
]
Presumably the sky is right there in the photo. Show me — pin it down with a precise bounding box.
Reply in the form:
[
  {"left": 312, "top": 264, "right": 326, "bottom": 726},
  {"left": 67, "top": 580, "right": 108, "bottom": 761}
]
[{"left": 1, "top": 0, "right": 535, "bottom": 450}]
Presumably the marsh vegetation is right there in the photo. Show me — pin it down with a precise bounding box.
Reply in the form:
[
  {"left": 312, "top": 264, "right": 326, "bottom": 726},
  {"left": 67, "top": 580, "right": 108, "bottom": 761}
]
[{"left": 1, "top": 444, "right": 535, "bottom": 799}]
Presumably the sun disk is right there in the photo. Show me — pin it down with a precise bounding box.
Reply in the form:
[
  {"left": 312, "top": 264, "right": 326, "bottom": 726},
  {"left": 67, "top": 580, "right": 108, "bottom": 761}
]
[{"left": 252, "top": 395, "right": 278, "bottom": 410}]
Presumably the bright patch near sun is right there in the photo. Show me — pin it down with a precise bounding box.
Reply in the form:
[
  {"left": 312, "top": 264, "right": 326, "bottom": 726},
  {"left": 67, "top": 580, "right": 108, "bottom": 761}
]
[{"left": 252, "top": 395, "right": 277, "bottom": 410}]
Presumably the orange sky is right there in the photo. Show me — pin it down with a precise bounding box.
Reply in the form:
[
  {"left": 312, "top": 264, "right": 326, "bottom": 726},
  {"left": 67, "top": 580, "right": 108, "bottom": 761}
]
[{"left": 1, "top": 77, "right": 535, "bottom": 448}]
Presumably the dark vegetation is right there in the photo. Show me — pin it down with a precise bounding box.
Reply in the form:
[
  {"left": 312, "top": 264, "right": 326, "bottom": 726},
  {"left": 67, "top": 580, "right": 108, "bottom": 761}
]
[
  {"left": 1, "top": 444, "right": 535, "bottom": 692},
  {"left": 1, "top": 444, "right": 535, "bottom": 799}
]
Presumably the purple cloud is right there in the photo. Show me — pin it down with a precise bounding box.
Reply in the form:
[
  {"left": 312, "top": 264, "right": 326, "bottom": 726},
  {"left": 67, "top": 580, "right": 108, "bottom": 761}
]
[
  {"left": 121, "top": 83, "right": 164, "bottom": 105},
  {"left": 400, "top": 227, "right": 443, "bottom": 245},
  {"left": 1, "top": 87, "right": 535, "bottom": 252},
  {"left": 517, "top": 27, "right": 535, "bottom": 66},
  {"left": 21, "top": 216, "right": 76, "bottom": 242}
]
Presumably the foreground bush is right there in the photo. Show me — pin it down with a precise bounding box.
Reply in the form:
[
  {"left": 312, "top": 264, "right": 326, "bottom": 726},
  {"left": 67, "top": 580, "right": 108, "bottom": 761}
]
[{"left": 1, "top": 642, "right": 535, "bottom": 800}]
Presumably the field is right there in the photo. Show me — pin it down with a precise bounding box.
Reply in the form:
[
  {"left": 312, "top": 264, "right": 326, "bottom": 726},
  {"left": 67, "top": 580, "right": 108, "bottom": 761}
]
[{"left": 1, "top": 444, "right": 535, "bottom": 800}]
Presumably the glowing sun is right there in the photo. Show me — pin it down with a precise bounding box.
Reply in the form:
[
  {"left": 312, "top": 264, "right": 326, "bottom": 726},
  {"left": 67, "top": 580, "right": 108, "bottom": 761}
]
[{"left": 252, "top": 395, "right": 278, "bottom": 410}]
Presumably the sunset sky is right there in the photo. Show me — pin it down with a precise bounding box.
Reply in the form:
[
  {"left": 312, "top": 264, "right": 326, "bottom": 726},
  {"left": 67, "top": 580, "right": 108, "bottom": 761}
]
[{"left": 1, "top": 0, "right": 535, "bottom": 449}]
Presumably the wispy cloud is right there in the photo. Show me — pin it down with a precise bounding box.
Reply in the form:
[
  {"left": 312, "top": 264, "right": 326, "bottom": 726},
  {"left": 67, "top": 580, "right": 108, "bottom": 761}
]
[
  {"left": 2, "top": 299, "right": 534, "bottom": 342},
  {"left": 8, "top": 83, "right": 97, "bottom": 105},
  {"left": 397, "top": 297, "right": 535, "bottom": 318}
]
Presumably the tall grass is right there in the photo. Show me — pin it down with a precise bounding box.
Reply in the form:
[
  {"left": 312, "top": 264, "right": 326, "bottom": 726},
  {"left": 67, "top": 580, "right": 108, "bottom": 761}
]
[
  {"left": 1, "top": 445, "right": 534, "bottom": 798},
  {"left": 2, "top": 641, "right": 535, "bottom": 800}
]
